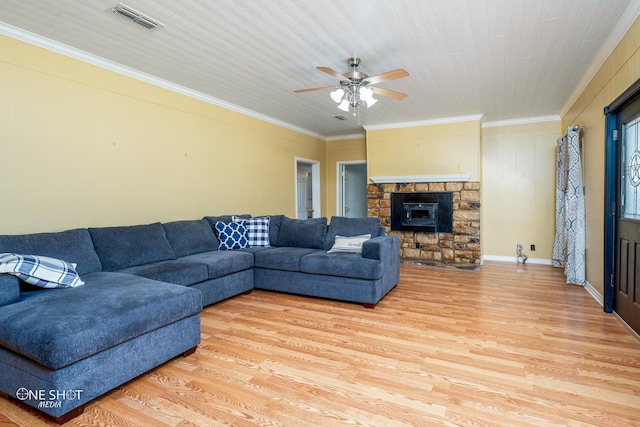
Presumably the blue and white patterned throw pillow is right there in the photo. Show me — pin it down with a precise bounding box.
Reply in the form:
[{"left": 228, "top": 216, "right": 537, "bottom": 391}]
[
  {"left": 0, "top": 253, "right": 84, "bottom": 288},
  {"left": 214, "top": 221, "right": 249, "bottom": 250},
  {"left": 232, "top": 216, "right": 271, "bottom": 247}
]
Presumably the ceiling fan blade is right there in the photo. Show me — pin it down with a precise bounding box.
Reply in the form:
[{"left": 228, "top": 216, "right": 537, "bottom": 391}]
[
  {"left": 294, "top": 85, "right": 335, "bottom": 93},
  {"left": 317, "top": 66, "right": 349, "bottom": 81},
  {"left": 371, "top": 86, "right": 407, "bottom": 100},
  {"left": 364, "top": 69, "right": 409, "bottom": 85}
]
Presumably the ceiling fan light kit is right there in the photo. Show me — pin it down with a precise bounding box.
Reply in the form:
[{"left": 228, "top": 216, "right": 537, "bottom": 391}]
[{"left": 295, "top": 57, "right": 409, "bottom": 116}]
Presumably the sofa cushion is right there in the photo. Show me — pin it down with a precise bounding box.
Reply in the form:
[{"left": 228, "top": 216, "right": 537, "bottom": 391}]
[
  {"left": 0, "top": 271, "right": 202, "bottom": 369},
  {"left": 214, "top": 221, "right": 249, "bottom": 250},
  {"left": 233, "top": 216, "right": 271, "bottom": 247},
  {"left": 89, "top": 223, "right": 176, "bottom": 271},
  {"left": 0, "top": 228, "right": 102, "bottom": 275},
  {"left": 301, "top": 251, "right": 383, "bottom": 280},
  {"left": 0, "top": 275, "right": 19, "bottom": 306},
  {"left": 254, "top": 247, "right": 321, "bottom": 272},
  {"left": 277, "top": 217, "right": 327, "bottom": 249},
  {"left": 162, "top": 219, "right": 218, "bottom": 258},
  {"left": 178, "top": 250, "right": 254, "bottom": 279},
  {"left": 324, "top": 216, "right": 381, "bottom": 250},
  {"left": 117, "top": 260, "right": 209, "bottom": 286},
  {"left": 0, "top": 253, "right": 84, "bottom": 288},
  {"left": 267, "top": 214, "right": 284, "bottom": 247}
]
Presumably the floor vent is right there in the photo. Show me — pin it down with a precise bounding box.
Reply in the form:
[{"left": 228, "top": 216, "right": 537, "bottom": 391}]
[{"left": 112, "top": 3, "right": 163, "bottom": 29}]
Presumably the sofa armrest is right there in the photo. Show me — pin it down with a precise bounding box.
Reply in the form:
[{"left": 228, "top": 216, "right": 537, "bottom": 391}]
[
  {"left": 0, "top": 274, "right": 20, "bottom": 307},
  {"left": 362, "top": 235, "right": 401, "bottom": 292},
  {"left": 362, "top": 236, "right": 399, "bottom": 261}
]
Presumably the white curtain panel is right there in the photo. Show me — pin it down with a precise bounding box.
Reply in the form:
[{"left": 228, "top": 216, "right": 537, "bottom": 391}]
[{"left": 552, "top": 127, "right": 586, "bottom": 285}]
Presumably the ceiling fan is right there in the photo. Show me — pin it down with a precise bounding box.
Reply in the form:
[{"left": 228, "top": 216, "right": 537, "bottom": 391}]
[{"left": 295, "top": 57, "right": 409, "bottom": 113}]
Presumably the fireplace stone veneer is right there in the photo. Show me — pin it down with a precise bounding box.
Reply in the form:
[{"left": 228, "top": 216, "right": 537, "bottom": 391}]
[{"left": 368, "top": 181, "right": 480, "bottom": 265}]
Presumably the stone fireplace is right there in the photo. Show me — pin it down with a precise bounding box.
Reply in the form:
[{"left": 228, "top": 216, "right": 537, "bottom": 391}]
[{"left": 368, "top": 178, "right": 481, "bottom": 266}]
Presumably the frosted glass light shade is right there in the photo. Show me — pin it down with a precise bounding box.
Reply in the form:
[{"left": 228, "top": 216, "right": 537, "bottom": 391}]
[
  {"left": 330, "top": 88, "right": 345, "bottom": 103},
  {"left": 359, "top": 86, "right": 377, "bottom": 108}
]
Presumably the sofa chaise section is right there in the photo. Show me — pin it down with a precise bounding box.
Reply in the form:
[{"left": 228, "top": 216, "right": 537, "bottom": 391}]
[
  {"left": 0, "top": 228, "right": 203, "bottom": 422},
  {"left": 0, "top": 272, "right": 201, "bottom": 421}
]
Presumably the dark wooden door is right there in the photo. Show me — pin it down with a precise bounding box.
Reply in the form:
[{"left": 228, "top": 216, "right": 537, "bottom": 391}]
[{"left": 615, "top": 96, "right": 640, "bottom": 334}]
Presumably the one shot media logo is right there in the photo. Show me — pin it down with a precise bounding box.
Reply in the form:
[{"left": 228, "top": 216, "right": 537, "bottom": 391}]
[{"left": 15, "top": 388, "right": 84, "bottom": 408}]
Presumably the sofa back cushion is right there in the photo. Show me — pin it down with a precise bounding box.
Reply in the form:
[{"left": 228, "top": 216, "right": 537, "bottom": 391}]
[
  {"left": 267, "top": 215, "right": 284, "bottom": 247},
  {"left": 89, "top": 222, "right": 176, "bottom": 271},
  {"left": 277, "top": 217, "right": 327, "bottom": 249},
  {"left": 324, "top": 216, "right": 382, "bottom": 250},
  {"left": 162, "top": 219, "right": 218, "bottom": 258},
  {"left": 0, "top": 275, "right": 20, "bottom": 306},
  {"left": 0, "top": 228, "right": 102, "bottom": 275}
]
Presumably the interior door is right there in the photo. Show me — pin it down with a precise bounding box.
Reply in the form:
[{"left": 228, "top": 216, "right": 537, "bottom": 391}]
[
  {"left": 297, "top": 170, "right": 309, "bottom": 219},
  {"left": 342, "top": 163, "right": 367, "bottom": 218},
  {"left": 615, "top": 96, "right": 640, "bottom": 334}
]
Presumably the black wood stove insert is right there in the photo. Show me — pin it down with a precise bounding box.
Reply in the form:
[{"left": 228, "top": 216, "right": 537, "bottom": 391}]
[{"left": 391, "top": 192, "right": 453, "bottom": 233}]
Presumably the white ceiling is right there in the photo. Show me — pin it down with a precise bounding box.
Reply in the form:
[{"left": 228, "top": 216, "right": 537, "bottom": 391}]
[{"left": 0, "top": 0, "right": 638, "bottom": 138}]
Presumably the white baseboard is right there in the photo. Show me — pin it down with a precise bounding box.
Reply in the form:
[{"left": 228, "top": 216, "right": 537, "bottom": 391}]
[
  {"left": 482, "top": 255, "right": 552, "bottom": 265},
  {"left": 583, "top": 280, "right": 604, "bottom": 306}
]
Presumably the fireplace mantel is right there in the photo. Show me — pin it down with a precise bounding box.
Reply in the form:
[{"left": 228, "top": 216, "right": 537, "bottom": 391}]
[{"left": 369, "top": 174, "right": 471, "bottom": 184}]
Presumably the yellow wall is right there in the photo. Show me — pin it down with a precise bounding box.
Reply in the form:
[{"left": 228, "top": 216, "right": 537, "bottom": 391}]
[
  {"left": 366, "top": 119, "right": 482, "bottom": 180},
  {"left": 562, "top": 16, "right": 640, "bottom": 297},
  {"left": 481, "top": 120, "right": 561, "bottom": 259},
  {"left": 0, "top": 35, "right": 326, "bottom": 234},
  {"left": 325, "top": 136, "right": 367, "bottom": 216},
  {"left": 7, "top": 14, "right": 639, "bottom": 298}
]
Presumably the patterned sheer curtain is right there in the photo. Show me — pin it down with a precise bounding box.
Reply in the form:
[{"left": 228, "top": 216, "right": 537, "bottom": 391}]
[{"left": 552, "top": 126, "right": 586, "bottom": 285}]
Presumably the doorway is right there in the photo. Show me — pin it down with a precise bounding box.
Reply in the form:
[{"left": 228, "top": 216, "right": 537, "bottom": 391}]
[
  {"left": 337, "top": 161, "right": 368, "bottom": 218},
  {"left": 295, "top": 158, "right": 320, "bottom": 219},
  {"left": 605, "top": 78, "right": 640, "bottom": 335}
]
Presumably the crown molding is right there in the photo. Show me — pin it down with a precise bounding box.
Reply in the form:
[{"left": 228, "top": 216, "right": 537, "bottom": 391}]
[
  {"left": 481, "top": 115, "right": 561, "bottom": 128},
  {"left": 363, "top": 114, "right": 483, "bottom": 131},
  {"left": 0, "top": 23, "right": 325, "bottom": 140},
  {"left": 325, "top": 133, "right": 366, "bottom": 141}
]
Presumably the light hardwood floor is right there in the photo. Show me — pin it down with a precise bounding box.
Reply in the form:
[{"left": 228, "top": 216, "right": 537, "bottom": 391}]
[{"left": 2, "top": 261, "right": 640, "bottom": 426}]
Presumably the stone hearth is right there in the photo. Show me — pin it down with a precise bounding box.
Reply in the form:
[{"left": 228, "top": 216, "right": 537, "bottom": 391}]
[{"left": 368, "top": 181, "right": 481, "bottom": 266}]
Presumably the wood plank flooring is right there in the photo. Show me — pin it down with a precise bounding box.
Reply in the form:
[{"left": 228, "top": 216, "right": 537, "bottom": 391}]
[{"left": 1, "top": 261, "right": 640, "bottom": 426}]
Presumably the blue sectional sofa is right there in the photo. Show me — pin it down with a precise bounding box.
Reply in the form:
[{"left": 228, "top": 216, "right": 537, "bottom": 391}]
[{"left": 0, "top": 215, "right": 400, "bottom": 423}]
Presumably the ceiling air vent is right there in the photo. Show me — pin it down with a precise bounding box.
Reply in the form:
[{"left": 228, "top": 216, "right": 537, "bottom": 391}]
[
  {"left": 112, "top": 3, "right": 163, "bottom": 29},
  {"left": 332, "top": 115, "right": 349, "bottom": 121}
]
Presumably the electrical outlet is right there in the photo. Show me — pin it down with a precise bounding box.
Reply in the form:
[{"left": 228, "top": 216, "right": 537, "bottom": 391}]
[
  {"left": 415, "top": 242, "right": 420, "bottom": 249},
  {"left": 530, "top": 244, "right": 536, "bottom": 251}
]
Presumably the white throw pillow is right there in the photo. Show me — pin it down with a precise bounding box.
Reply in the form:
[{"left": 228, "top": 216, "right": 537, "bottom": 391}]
[{"left": 327, "top": 234, "right": 371, "bottom": 254}]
